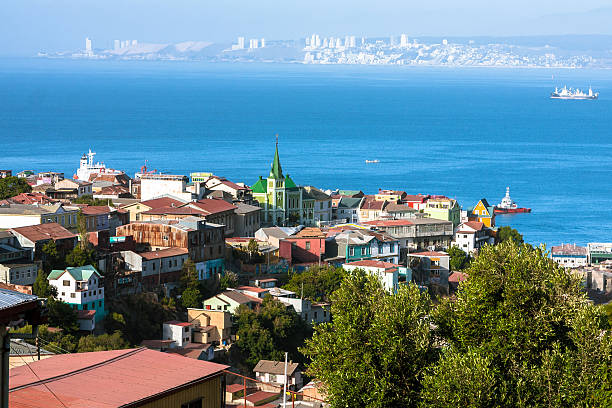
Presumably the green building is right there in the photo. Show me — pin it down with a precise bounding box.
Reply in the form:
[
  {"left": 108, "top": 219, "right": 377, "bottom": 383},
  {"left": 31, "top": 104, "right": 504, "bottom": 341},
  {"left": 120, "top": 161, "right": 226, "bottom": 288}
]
[{"left": 252, "top": 143, "right": 315, "bottom": 226}]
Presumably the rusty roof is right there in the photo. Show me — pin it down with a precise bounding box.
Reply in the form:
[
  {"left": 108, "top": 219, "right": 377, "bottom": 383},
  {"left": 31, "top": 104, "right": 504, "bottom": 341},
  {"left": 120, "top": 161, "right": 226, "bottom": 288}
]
[
  {"left": 139, "top": 196, "right": 187, "bottom": 209},
  {"left": 253, "top": 359, "right": 300, "bottom": 376},
  {"left": 138, "top": 248, "right": 189, "bottom": 260},
  {"left": 9, "top": 348, "right": 228, "bottom": 407},
  {"left": 186, "top": 199, "right": 237, "bottom": 215},
  {"left": 10, "top": 223, "right": 76, "bottom": 243},
  {"left": 80, "top": 205, "right": 112, "bottom": 215}
]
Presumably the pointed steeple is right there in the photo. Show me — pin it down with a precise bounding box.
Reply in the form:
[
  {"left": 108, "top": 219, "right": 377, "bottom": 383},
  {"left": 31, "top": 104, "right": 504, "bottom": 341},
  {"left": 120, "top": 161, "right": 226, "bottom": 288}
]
[{"left": 269, "top": 134, "right": 283, "bottom": 179}]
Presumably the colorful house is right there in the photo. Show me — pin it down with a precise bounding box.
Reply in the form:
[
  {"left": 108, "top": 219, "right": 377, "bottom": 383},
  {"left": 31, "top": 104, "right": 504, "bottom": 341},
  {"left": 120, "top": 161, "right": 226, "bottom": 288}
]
[
  {"left": 467, "top": 198, "right": 496, "bottom": 227},
  {"left": 423, "top": 197, "right": 461, "bottom": 228},
  {"left": 252, "top": 142, "right": 315, "bottom": 226},
  {"left": 48, "top": 265, "right": 106, "bottom": 323}
]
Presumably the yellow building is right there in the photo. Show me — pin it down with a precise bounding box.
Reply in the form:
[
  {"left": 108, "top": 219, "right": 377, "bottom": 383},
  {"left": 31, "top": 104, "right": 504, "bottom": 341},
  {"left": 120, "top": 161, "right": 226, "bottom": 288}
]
[
  {"left": 468, "top": 198, "right": 496, "bottom": 227},
  {"left": 9, "top": 348, "right": 229, "bottom": 408}
]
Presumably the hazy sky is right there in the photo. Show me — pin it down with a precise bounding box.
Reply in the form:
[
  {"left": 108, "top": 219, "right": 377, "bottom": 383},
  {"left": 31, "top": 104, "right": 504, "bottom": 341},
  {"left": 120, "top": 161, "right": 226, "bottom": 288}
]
[{"left": 1, "top": 0, "right": 611, "bottom": 55}]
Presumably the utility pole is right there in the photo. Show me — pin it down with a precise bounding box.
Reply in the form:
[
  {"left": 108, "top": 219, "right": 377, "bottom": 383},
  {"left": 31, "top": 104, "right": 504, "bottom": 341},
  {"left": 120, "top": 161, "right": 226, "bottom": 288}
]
[{"left": 283, "top": 352, "right": 288, "bottom": 408}]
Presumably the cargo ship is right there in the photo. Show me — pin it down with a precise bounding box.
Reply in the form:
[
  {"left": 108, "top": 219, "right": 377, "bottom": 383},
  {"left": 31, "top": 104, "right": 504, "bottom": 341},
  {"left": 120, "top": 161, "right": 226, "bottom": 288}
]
[
  {"left": 494, "top": 187, "right": 531, "bottom": 214},
  {"left": 550, "top": 86, "right": 598, "bottom": 100}
]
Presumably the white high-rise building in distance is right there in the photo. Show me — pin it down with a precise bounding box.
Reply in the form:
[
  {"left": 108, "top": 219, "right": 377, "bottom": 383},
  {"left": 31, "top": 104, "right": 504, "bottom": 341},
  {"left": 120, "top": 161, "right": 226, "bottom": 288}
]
[
  {"left": 131, "top": 40, "right": 138, "bottom": 46},
  {"left": 349, "top": 36, "right": 356, "bottom": 48},
  {"left": 85, "top": 37, "right": 92, "bottom": 52},
  {"left": 260, "top": 38, "right": 265, "bottom": 48},
  {"left": 238, "top": 37, "right": 245, "bottom": 49},
  {"left": 442, "top": 39, "right": 448, "bottom": 45},
  {"left": 335, "top": 38, "right": 341, "bottom": 48},
  {"left": 114, "top": 39, "right": 120, "bottom": 50},
  {"left": 344, "top": 36, "right": 350, "bottom": 47},
  {"left": 249, "top": 38, "right": 259, "bottom": 49},
  {"left": 400, "top": 34, "right": 408, "bottom": 47}
]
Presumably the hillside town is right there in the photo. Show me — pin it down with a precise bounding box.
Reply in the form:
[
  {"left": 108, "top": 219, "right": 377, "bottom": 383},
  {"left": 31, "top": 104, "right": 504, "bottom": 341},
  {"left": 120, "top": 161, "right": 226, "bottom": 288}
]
[{"left": 1, "top": 145, "right": 610, "bottom": 407}]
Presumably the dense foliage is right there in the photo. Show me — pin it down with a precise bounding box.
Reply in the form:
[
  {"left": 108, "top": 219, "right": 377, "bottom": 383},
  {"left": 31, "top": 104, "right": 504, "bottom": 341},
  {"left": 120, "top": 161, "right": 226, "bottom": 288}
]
[
  {"left": 0, "top": 176, "right": 31, "bottom": 199},
  {"left": 32, "top": 270, "right": 57, "bottom": 298},
  {"left": 447, "top": 245, "right": 469, "bottom": 270},
  {"left": 104, "top": 293, "right": 180, "bottom": 345},
  {"left": 283, "top": 265, "right": 346, "bottom": 302},
  {"left": 496, "top": 225, "right": 524, "bottom": 244},
  {"left": 77, "top": 331, "right": 130, "bottom": 352},
  {"left": 65, "top": 245, "right": 96, "bottom": 267},
  {"left": 303, "top": 270, "right": 434, "bottom": 407},
  {"left": 46, "top": 298, "right": 78, "bottom": 332},
  {"left": 71, "top": 195, "right": 113, "bottom": 206},
  {"left": 235, "top": 296, "right": 311, "bottom": 369},
  {"left": 220, "top": 271, "right": 239, "bottom": 290},
  {"left": 304, "top": 242, "right": 612, "bottom": 407}
]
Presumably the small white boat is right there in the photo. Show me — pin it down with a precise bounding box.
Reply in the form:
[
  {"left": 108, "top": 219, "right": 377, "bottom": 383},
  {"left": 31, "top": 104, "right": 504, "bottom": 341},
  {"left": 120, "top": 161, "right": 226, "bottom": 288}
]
[{"left": 365, "top": 159, "right": 380, "bottom": 164}]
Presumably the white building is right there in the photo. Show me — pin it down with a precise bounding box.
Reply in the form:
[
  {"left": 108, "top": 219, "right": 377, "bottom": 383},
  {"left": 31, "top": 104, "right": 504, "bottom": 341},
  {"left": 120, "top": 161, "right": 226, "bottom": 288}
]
[
  {"left": 114, "top": 40, "right": 120, "bottom": 50},
  {"left": 342, "top": 260, "right": 400, "bottom": 293},
  {"left": 163, "top": 321, "right": 192, "bottom": 348},
  {"left": 47, "top": 265, "right": 106, "bottom": 328},
  {"left": 260, "top": 38, "right": 265, "bottom": 48},
  {"left": 254, "top": 360, "right": 303, "bottom": 391},
  {"left": 121, "top": 248, "right": 189, "bottom": 286},
  {"left": 85, "top": 37, "right": 92, "bottom": 52},
  {"left": 140, "top": 174, "right": 196, "bottom": 202},
  {"left": 238, "top": 37, "right": 245, "bottom": 49},
  {"left": 249, "top": 39, "right": 259, "bottom": 49},
  {"left": 400, "top": 34, "right": 408, "bottom": 47},
  {"left": 453, "top": 221, "right": 494, "bottom": 254},
  {"left": 550, "top": 244, "right": 588, "bottom": 268}
]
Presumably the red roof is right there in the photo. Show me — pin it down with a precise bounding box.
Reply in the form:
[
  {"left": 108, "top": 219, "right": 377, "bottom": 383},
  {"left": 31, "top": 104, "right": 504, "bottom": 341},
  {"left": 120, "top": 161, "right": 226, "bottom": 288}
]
[
  {"left": 9, "top": 348, "right": 228, "bottom": 408},
  {"left": 226, "top": 384, "right": 246, "bottom": 393},
  {"left": 403, "top": 194, "right": 429, "bottom": 202},
  {"left": 186, "top": 198, "right": 237, "bottom": 215},
  {"left": 345, "top": 260, "right": 399, "bottom": 269},
  {"left": 463, "top": 221, "right": 484, "bottom": 231},
  {"left": 362, "top": 219, "right": 414, "bottom": 227},
  {"left": 76, "top": 310, "right": 96, "bottom": 319},
  {"left": 8, "top": 192, "right": 55, "bottom": 205},
  {"left": 235, "top": 286, "right": 269, "bottom": 293},
  {"left": 80, "top": 205, "right": 112, "bottom": 215},
  {"left": 138, "top": 248, "right": 188, "bottom": 260},
  {"left": 11, "top": 223, "right": 76, "bottom": 243},
  {"left": 410, "top": 251, "right": 449, "bottom": 257},
  {"left": 164, "top": 320, "right": 191, "bottom": 327},
  {"left": 142, "top": 206, "right": 204, "bottom": 216},
  {"left": 139, "top": 197, "right": 186, "bottom": 209},
  {"left": 245, "top": 391, "right": 280, "bottom": 404},
  {"left": 448, "top": 271, "right": 468, "bottom": 283},
  {"left": 360, "top": 196, "right": 386, "bottom": 210}
]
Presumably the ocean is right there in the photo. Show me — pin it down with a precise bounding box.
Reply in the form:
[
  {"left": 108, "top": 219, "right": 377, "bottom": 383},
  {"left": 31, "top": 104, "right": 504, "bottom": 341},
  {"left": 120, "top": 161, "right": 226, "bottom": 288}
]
[{"left": 0, "top": 58, "right": 611, "bottom": 247}]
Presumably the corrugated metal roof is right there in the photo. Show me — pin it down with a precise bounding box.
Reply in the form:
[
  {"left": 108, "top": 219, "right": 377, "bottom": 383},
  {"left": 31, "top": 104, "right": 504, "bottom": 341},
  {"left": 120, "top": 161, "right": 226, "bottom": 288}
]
[{"left": 0, "top": 288, "right": 37, "bottom": 311}]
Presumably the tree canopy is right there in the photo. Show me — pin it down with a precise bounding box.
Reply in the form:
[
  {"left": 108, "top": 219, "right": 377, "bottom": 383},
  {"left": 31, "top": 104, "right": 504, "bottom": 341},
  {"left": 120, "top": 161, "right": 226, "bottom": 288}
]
[
  {"left": 71, "top": 195, "right": 113, "bottom": 206},
  {"left": 283, "top": 265, "right": 346, "bottom": 302},
  {"left": 496, "top": 225, "right": 524, "bottom": 244},
  {"left": 427, "top": 241, "right": 611, "bottom": 407},
  {"left": 235, "top": 296, "right": 311, "bottom": 369},
  {"left": 0, "top": 176, "right": 32, "bottom": 199},
  {"left": 303, "top": 270, "right": 434, "bottom": 407},
  {"left": 447, "top": 245, "right": 469, "bottom": 270}
]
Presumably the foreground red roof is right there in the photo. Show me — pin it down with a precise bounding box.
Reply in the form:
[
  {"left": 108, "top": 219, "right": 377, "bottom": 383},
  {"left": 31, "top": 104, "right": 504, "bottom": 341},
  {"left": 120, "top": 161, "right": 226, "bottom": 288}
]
[{"left": 9, "top": 348, "right": 228, "bottom": 408}]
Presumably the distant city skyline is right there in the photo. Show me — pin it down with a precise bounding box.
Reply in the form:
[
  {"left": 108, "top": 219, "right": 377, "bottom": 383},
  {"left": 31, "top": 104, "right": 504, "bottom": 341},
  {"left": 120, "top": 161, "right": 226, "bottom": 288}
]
[{"left": 2, "top": 1, "right": 612, "bottom": 56}]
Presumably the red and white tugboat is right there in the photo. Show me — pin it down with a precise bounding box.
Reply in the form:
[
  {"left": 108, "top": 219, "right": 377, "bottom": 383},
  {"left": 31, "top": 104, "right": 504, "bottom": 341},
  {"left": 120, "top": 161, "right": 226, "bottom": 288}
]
[{"left": 494, "top": 187, "right": 531, "bottom": 214}]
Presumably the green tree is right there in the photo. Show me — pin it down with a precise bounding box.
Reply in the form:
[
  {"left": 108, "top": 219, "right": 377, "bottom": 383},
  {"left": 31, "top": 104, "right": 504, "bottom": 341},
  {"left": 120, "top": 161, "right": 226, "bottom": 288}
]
[
  {"left": 0, "top": 176, "right": 32, "bottom": 199},
  {"left": 426, "top": 241, "right": 612, "bottom": 407},
  {"left": 72, "top": 195, "right": 113, "bottom": 206},
  {"left": 447, "top": 246, "right": 469, "bottom": 271},
  {"left": 496, "top": 225, "right": 524, "bottom": 244},
  {"left": 41, "top": 240, "right": 65, "bottom": 273},
  {"left": 76, "top": 210, "right": 88, "bottom": 249},
  {"left": 283, "top": 265, "right": 346, "bottom": 302},
  {"left": 65, "top": 245, "right": 96, "bottom": 267},
  {"left": 181, "top": 286, "right": 203, "bottom": 309},
  {"left": 32, "top": 270, "right": 57, "bottom": 298},
  {"left": 604, "top": 303, "right": 612, "bottom": 328},
  {"left": 104, "top": 312, "right": 127, "bottom": 333},
  {"left": 219, "top": 271, "right": 239, "bottom": 290},
  {"left": 46, "top": 298, "right": 78, "bottom": 332},
  {"left": 178, "top": 258, "right": 204, "bottom": 308},
  {"left": 236, "top": 296, "right": 311, "bottom": 369},
  {"left": 303, "top": 270, "right": 434, "bottom": 408},
  {"left": 77, "top": 331, "right": 129, "bottom": 352}
]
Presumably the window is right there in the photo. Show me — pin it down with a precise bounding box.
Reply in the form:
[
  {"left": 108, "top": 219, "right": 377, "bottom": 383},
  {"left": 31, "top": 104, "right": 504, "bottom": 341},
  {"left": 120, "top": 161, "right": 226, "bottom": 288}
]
[
  {"left": 70, "top": 293, "right": 75, "bottom": 298},
  {"left": 83, "top": 304, "right": 88, "bottom": 310},
  {"left": 349, "top": 247, "right": 355, "bottom": 256},
  {"left": 99, "top": 301, "right": 102, "bottom": 307},
  {"left": 63, "top": 280, "right": 70, "bottom": 286},
  {"left": 305, "top": 242, "right": 311, "bottom": 250},
  {"left": 184, "top": 327, "right": 189, "bottom": 333},
  {"left": 361, "top": 247, "right": 366, "bottom": 255},
  {"left": 99, "top": 289, "right": 102, "bottom": 294},
  {"left": 181, "top": 398, "right": 203, "bottom": 408}
]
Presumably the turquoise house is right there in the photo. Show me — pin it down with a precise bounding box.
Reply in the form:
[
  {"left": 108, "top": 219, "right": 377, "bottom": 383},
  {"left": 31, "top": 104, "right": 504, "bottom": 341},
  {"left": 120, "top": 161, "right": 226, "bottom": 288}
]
[{"left": 48, "top": 265, "right": 106, "bottom": 323}]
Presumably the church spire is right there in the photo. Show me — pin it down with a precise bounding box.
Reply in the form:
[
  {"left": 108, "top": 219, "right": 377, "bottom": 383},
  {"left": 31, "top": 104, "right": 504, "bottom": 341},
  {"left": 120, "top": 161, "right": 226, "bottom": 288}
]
[{"left": 269, "top": 134, "right": 283, "bottom": 179}]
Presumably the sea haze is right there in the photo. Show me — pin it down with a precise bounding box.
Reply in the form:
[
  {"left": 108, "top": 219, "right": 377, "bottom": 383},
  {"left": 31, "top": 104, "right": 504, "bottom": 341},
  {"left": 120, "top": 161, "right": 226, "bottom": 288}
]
[{"left": 0, "top": 58, "right": 610, "bottom": 247}]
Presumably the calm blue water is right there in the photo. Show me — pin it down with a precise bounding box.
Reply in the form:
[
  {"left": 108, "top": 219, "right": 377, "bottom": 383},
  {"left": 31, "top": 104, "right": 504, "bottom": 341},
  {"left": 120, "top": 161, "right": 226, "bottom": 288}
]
[{"left": 1, "top": 58, "right": 611, "bottom": 246}]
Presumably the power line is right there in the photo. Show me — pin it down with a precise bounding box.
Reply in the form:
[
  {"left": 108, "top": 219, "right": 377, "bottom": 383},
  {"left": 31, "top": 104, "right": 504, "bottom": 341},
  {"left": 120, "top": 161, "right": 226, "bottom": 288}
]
[{"left": 11, "top": 345, "right": 69, "bottom": 408}]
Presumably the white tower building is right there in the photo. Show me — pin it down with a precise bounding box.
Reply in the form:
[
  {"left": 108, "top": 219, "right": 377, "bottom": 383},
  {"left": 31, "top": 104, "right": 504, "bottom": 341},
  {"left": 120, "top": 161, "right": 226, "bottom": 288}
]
[
  {"left": 260, "top": 38, "right": 265, "bottom": 48},
  {"left": 114, "top": 40, "right": 120, "bottom": 50},
  {"left": 238, "top": 37, "right": 245, "bottom": 49},
  {"left": 400, "top": 34, "right": 408, "bottom": 47},
  {"left": 349, "top": 36, "right": 356, "bottom": 48},
  {"left": 85, "top": 37, "right": 92, "bottom": 52}
]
